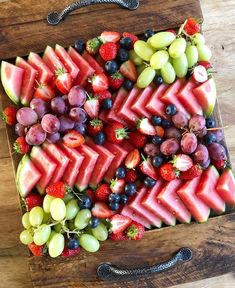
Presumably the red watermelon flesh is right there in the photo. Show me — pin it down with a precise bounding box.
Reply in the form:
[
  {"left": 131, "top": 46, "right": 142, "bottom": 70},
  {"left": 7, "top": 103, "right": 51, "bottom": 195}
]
[
  {"left": 216, "top": 168, "right": 235, "bottom": 206},
  {"left": 142, "top": 180, "right": 176, "bottom": 226},
  {"left": 121, "top": 205, "right": 151, "bottom": 229},
  {"left": 177, "top": 176, "right": 210, "bottom": 223},
  {"left": 196, "top": 166, "right": 225, "bottom": 213},
  {"left": 157, "top": 179, "right": 191, "bottom": 223},
  {"left": 83, "top": 51, "right": 104, "bottom": 74},
  {"left": 98, "top": 110, "right": 110, "bottom": 124},
  {"left": 43, "top": 46, "right": 66, "bottom": 75},
  {"left": 131, "top": 85, "right": 154, "bottom": 118}
]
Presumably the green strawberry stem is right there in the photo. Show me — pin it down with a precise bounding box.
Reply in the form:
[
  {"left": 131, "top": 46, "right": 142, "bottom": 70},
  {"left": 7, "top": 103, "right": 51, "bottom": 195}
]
[
  {"left": 115, "top": 128, "right": 128, "bottom": 140},
  {"left": 126, "top": 224, "right": 139, "bottom": 238}
]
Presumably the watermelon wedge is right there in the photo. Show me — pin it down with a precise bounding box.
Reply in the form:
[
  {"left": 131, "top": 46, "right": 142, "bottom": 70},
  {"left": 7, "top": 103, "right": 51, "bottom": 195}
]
[
  {"left": 196, "top": 166, "right": 225, "bottom": 213},
  {"left": 16, "top": 155, "right": 41, "bottom": 197},
  {"left": 75, "top": 144, "right": 99, "bottom": 191},
  {"left": 43, "top": 46, "right": 66, "bottom": 75},
  {"left": 157, "top": 179, "right": 191, "bottom": 223},
  {"left": 30, "top": 146, "right": 57, "bottom": 194},
  {"left": 131, "top": 85, "right": 154, "bottom": 118},
  {"left": 16, "top": 57, "right": 37, "bottom": 106},
  {"left": 121, "top": 205, "right": 151, "bottom": 229},
  {"left": 98, "top": 110, "right": 110, "bottom": 124},
  {"left": 142, "top": 180, "right": 176, "bottom": 226},
  {"left": 216, "top": 168, "right": 235, "bottom": 206},
  {"left": 177, "top": 176, "right": 210, "bottom": 223},
  {"left": 83, "top": 51, "right": 104, "bottom": 74},
  {"left": 1, "top": 61, "right": 24, "bottom": 104}
]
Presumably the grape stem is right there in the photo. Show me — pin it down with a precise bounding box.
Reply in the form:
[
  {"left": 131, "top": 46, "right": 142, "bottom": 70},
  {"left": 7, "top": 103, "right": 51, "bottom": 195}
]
[{"left": 207, "top": 126, "right": 228, "bottom": 131}]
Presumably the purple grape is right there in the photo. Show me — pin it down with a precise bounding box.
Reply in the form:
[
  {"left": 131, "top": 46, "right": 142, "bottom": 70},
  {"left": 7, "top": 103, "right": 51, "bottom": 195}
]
[
  {"left": 68, "top": 86, "right": 86, "bottom": 107},
  {"left": 16, "top": 107, "right": 38, "bottom": 126},
  {"left": 15, "top": 123, "right": 26, "bottom": 136},
  {"left": 47, "top": 132, "right": 61, "bottom": 143},
  {"left": 181, "top": 133, "right": 198, "bottom": 154},
  {"left": 193, "top": 144, "right": 209, "bottom": 165},
  {"left": 160, "top": 138, "right": 180, "bottom": 156},
  {"left": 165, "top": 127, "right": 181, "bottom": 140},
  {"left": 197, "top": 126, "right": 207, "bottom": 138},
  {"left": 208, "top": 143, "right": 227, "bottom": 161},
  {"left": 51, "top": 97, "right": 67, "bottom": 115},
  {"left": 62, "top": 94, "right": 70, "bottom": 107},
  {"left": 30, "top": 98, "right": 49, "bottom": 119},
  {"left": 74, "top": 122, "right": 87, "bottom": 135},
  {"left": 59, "top": 115, "right": 75, "bottom": 133},
  {"left": 144, "top": 143, "right": 161, "bottom": 157},
  {"left": 41, "top": 114, "right": 60, "bottom": 134},
  {"left": 201, "top": 158, "right": 211, "bottom": 169},
  {"left": 189, "top": 114, "right": 206, "bottom": 132},
  {"left": 172, "top": 112, "right": 189, "bottom": 129},
  {"left": 26, "top": 124, "right": 46, "bottom": 145},
  {"left": 69, "top": 108, "right": 87, "bottom": 123}
]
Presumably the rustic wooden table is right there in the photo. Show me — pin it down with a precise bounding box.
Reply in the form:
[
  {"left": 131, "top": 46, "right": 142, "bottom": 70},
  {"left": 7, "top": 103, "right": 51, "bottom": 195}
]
[{"left": 0, "top": 0, "right": 235, "bottom": 287}]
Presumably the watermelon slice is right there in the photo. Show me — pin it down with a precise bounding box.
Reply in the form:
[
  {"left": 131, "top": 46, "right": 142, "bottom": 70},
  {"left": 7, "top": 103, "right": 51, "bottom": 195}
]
[
  {"left": 55, "top": 44, "right": 79, "bottom": 79},
  {"left": 177, "top": 176, "right": 210, "bottom": 223},
  {"left": 193, "top": 77, "right": 217, "bottom": 117},
  {"left": 16, "top": 57, "right": 37, "bottom": 106},
  {"left": 43, "top": 46, "right": 66, "bottom": 75},
  {"left": 83, "top": 51, "right": 104, "bottom": 74},
  {"left": 121, "top": 205, "right": 151, "bottom": 229},
  {"left": 98, "top": 110, "right": 110, "bottom": 124},
  {"left": 30, "top": 146, "right": 57, "bottom": 194},
  {"left": 68, "top": 47, "right": 95, "bottom": 87},
  {"left": 157, "top": 179, "right": 191, "bottom": 223},
  {"left": 142, "top": 180, "right": 176, "bottom": 226},
  {"left": 216, "top": 168, "right": 235, "bottom": 206},
  {"left": 86, "top": 138, "right": 115, "bottom": 188},
  {"left": 75, "top": 144, "right": 99, "bottom": 191},
  {"left": 16, "top": 155, "right": 41, "bottom": 197},
  {"left": 60, "top": 143, "right": 84, "bottom": 187},
  {"left": 28, "top": 52, "right": 54, "bottom": 84},
  {"left": 1, "top": 61, "right": 24, "bottom": 104},
  {"left": 131, "top": 85, "right": 154, "bottom": 118},
  {"left": 42, "top": 141, "right": 70, "bottom": 184},
  {"left": 104, "top": 142, "right": 128, "bottom": 182},
  {"left": 196, "top": 166, "right": 225, "bottom": 213}
]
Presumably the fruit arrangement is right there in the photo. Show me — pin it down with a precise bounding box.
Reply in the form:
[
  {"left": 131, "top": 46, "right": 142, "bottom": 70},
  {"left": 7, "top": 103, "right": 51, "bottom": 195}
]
[{"left": 1, "top": 18, "right": 235, "bottom": 258}]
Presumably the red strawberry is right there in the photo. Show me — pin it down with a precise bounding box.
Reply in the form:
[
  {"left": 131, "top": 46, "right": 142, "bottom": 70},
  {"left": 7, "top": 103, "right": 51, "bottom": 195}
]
[
  {"left": 125, "top": 149, "right": 141, "bottom": 169},
  {"left": 99, "top": 42, "right": 118, "bottom": 61},
  {"left": 46, "top": 181, "right": 72, "bottom": 198},
  {"left": 28, "top": 242, "right": 45, "bottom": 256},
  {"left": 109, "top": 231, "right": 128, "bottom": 241},
  {"left": 108, "top": 72, "right": 124, "bottom": 90},
  {"left": 167, "top": 29, "right": 177, "bottom": 36},
  {"left": 110, "top": 214, "right": 132, "bottom": 234},
  {"left": 137, "top": 118, "right": 156, "bottom": 136},
  {"left": 34, "top": 83, "right": 55, "bottom": 102},
  {"left": 155, "top": 126, "right": 165, "bottom": 137},
  {"left": 110, "top": 179, "right": 125, "bottom": 194},
  {"left": 193, "top": 65, "right": 208, "bottom": 83},
  {"left": 172, "top": 154, "right": 193, "bottom": 172},
  {"left": 94, "top": 90, "right": 112, "bottom": 104},
  {"left": 87, "top": 118, "right": 103, "bottom": 136},
  {"left": 85, "top": 188, "right": 96, "bottom": 205},
  {"left": 212, "top": 159, "right": 227, "bottom": 170},
  {"left": 13, "top": 136, "right": 30, "bottom": 154},
  {"left": 140, "top": 156, "right": 158, "bottom": 180},
  {"left": 198, "top": 61, "right": 212, "bottom": 71},
  {"left": 55, "top": 68, "right": 73, "bottom": 94},
  {"left": 91, "top": 73, "right": 109, "bottom": 93},
  {"left": 125, "top": 169, "right": 137, "bottom": 182},
  {"left": 86, "top": 37, "right": 101, "bottom": 55},
  {"left": 24, "top": 193, "right": 43, "bottom": 211},
  {"left": 160, "top": 163, "right": 179, "bottom": 182},
  {"left": 128, "top": 132, "right": 147, "bottom": 148},
  {"left": 84, "top": 95, "right": 100, "bottom": 118},
  {"left": 184, "top": 18, "right": 201, "bottom": 35},
  {"left": 95, "top": 184, "right": 112, "bottom": 202},
  {"left": 120, "top": 60, "right": 138, "bottom": 82},
  {"left": 126, "top": 221, "right": 145, "bottom": 240},
  {"left": 62, "top": 246, "right": 81, "bottom": 258},
  {"left": 92, "top": 202, "right": 113, "bottom": 218},
  {"left": 123, "top": 32, "right": 139, "bottom": 46},
  {"left": 1, "top": 106, "right": 18, "bottom": 125},
  {"left": 180, "top": 164, "right": 203, "bottom": 180},
  {"left": 63, "top": 130, "right": 85, "bottom": 148},
  {"left": 104, "top": 122, "right": 128, "bottom": 144},
  {"left": 100, "top": 31, "right": 121, "bottom": 43}
]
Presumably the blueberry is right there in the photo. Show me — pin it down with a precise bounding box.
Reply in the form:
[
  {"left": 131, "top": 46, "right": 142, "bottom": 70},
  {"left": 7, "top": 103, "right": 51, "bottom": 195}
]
[
  {"left": 206, "top": 118, "right": 216, "bottom": 128},
  {"left": 123, "top": 79, "right": 134, "bottom": 91},
  {"left": 162, "top": 119, "right": 171, "bottom": 128},
  {"left": 166, "top": 104, "right": 177, "bottom": 116},
  {"left": 152, "top": 156, "right": 163, "bottom": 168},
  {"left": 89, "top": 217, "right": 100, "bottom": 229},
  {"left": 67, "top": 238, "right": 79, "bottom": 250},
  {"left": 117, "top": 48, "right": 129, "bottom": 63},
  {"left": 109, "top": 202, "right": 120, "bottom": 211},
  {"left": 102, "top": 98, "right": 113, "bottom": 110},
  {"left": 204, "top": 133, "right": 217, "bottom": 145},
  {"left": 153, "top": 75, "right": 163, "bottom": 86},
  {"left": 152, "top": 135, "right": 163, "bottom": 145},
  {"left": 74, "top": 39, "right": 85, "bottom": 54},
  {"left": 115, "top": 167, "right": 126, "bottom": 179},
  {"left": 144, "top": 29, "right": 155, "bottom": 39},
  {"left": 151, "top": 116, "right": 162, "bottom": 126},
  {"left": 109, "top": 193, "right": 121, "bottom": 203},
  {"left": 105, "top": 61, "right": 118, "bottom": 75},
  {"left": 144, "top": 177, "right": 156, "bottom": 188},
  {"left": 120, "top": 37, "right": 132, "bottom": 50},
  {"left": 93, "top": 131, "right": 106, "bottom": 145},
  {"left": 78, "top": 195, "right": 91, "bottom": 209},
  {"left": 125, "top": 182, "right": 137, "bottom": 196},
  {"left": 120, "top": 194, "right": 128, "bottom": 204}
]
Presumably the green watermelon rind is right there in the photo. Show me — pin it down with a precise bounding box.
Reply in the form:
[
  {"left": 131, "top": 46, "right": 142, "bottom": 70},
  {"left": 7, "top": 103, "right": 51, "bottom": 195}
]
[{"left": 16, "top": 155, "right": 32, "bottom": 197}]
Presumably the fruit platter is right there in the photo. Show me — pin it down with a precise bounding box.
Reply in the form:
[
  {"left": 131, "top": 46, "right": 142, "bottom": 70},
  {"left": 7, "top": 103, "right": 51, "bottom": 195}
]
[{"left": 1, "top": 0, "right": 235, "bottom": 287}]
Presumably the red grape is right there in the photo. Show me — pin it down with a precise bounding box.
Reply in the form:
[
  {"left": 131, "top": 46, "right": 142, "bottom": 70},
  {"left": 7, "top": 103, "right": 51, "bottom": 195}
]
[
  {"left": 26, "top": 124, "right": 46, "bottom": 145},
  {"left": 59, "top": 116, "right": 75, "bottom": 133},
  {"left": 30, "top": 98, "right": 49, "bottom": 119},
  {"left": 201, "top": 158, "right": 211, "bottom": 169},
  {"left": 160, "top": 138, "right": 180, "bottom": 156},
  {"left": 144, "top": 143, "right": 160, "bottom": 157},
  {"left": 16, "top": 107, "right": 38, "bottom": 126},
  {"left": 68, "top": 86, "right": 86, "bottom": 107},
  {"left": 189, "top": 114, "right": 206, "bottom": 132},
  {"left": 181, "top": 133, "right": 198, "bottom": 154},
  {"left": 51, "top": 97, "right": 67, "bottom": 115},
  {"left": 41, "top": 114, "right": 60, "bottom": 134},
  {"left": 193, "top": 144, "right": 209, "bottom": 165},
  {"left": 208, "top": 143, "right": 227, "bottom": 161},
  {"left": 47, "top": 132, "right": 60, "bottom": 143},
  {"left": 197, "top": 126, "right": 207, "bottom": 138},
  {"left": 165, "top": 127, "right": 181, "bottom": 140},
  {"left": 15, "top": 123, "right": 26, "bottom": 136},
  {"left": 172, "top": 112, "right": 189, "bottom": 129},
  {"left": 69, "top": 108, "right": 87, "bottom": 123}
]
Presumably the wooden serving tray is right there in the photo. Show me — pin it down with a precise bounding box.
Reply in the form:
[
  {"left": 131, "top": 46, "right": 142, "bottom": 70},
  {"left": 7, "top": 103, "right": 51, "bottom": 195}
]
[{"left": 1, "top": 0, "right": 235, "bottom": 287}]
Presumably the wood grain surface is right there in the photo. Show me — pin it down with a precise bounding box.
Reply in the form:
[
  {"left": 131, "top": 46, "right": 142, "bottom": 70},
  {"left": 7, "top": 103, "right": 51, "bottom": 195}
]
[{"left": 0, "top": 0, "right": 235, "bottom": 287}]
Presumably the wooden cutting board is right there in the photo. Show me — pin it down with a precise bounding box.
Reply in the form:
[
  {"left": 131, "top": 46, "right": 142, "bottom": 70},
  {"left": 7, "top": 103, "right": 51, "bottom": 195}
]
[{"left": 1, "top": 0, "right": 235, "bottom": 287}]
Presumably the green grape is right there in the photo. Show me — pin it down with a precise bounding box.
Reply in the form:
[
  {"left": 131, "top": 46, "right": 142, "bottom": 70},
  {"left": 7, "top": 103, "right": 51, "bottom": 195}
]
[
  {"left": 74, "top": 209, "right": 91, "bottom": 230},
  {"left": 33, "top": 224, "right": 51, "bottom": 246},
  {"left": 173, "top": 53, "right": 188, "bottom": 78},
  {"left": 150, "top": 51, "right": 169, "bottom": 70},
  {"left": 91, "top": 223, "right": 108, "bottom": 241},
  {"left": 149, "top": 32, "right": 176, "bottom": 49},
  {"left": 134, "top": 40, "right": 154, "bottom": 61},
  {"left": 63, "top": 193, "right": 74, "bottom": 204},
  {"left": 129, "top": 50, "right": 143, "bottom": 66},
  {"left": 197, "top": 44, "right": 212, "bottom": 61},
  {"left": 137, "top": 64, "right": 147, "bottom": 76},
  {"left": 50, "top": 198, "right": 66, "bottom": 221},
  {"left": 66, "top": 199, "right": 80, "bottom": 220},
  {"left": 80, "top": 234, "right": 100, "bottom": 253},
  {"left": 68, "top": 220, "right": 76, "bottom": 231},
  {"left": 185, "top": 45, "right": 198, "bottom": 68},
  {"left": 136, "top": 67, "right": 156, "bottom": 89},
  {"left": 54, "top": 223, "right": 63, "bottom": 233},
  {"left": 20, "top": 230, "right": 33, "bottom": 245},
  {"left": 161, "top": 62, "right": 176, "bottom": 84},
  {"left": 48, "top": 233, "right": 65, "bottom": 258},
  {"left": 29, "top": 206, "right": 44, "bottom": 227},
  {"left": 22, "top": 212, "right": 31, "bottom": 229},
  {"left": 46, "top": 230, "right": 57, "bottom": 247},
  {"left": 43, "top": 194, "right": 55, "bottom": 213},
  {"left": 193, "top": 33, "right": 205, "bottom": 45},
  {"left": 168, "top": 57, "right": 173, "bottom": 65},
  {"left": 169, "top": 38, "right": 187, "bottom": 59}
]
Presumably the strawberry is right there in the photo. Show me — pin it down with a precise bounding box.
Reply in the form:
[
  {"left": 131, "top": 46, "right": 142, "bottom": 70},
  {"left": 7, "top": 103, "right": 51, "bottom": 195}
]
[
  {"left": 198, "top": 61, "right": 212, "bottom": 71},
  {"left": 1, "top": 106, "right": 18, "bottom": 125},
  {"left": 87, "top": 118, "right": 103, "bottom": 136},
  {"left": 34, "top": 83, "right": 55, "bottom": 103},
  {"left": 99, "top": 42, "right": 118, "bottom": 61},
  {"left": 86, "top": 37, "right": 101, "bottom": 55},
  {"left": 63, "top": 130, "right": 85, "bottom": 148},
  {"left": 123, "top": 32, "right": 139, "bottom": 46},
  {"left": 120, "top": 60, "right": 138, "bottom": 82},
  {"left": 140, "top": 155, "right": 158, "bottom": 180},
  {"left": 95, "top": 184, "right": 112, "bottom": 202},
  {"left": 28, "top": 243, "right": 45, "bottom": 256},
  {"left": 109, "top": 231, "right": 128, "bottom": 241},
  {"left": 180, "top": 164, "right": 203, "bottom": 180},
  {"left": 110, "top": 178, "right": 125, "bottom": 194},
  {"left": 172, "top": 154, "right": 193, "bottom": 172},
  {"left": 100, "top": 31, "right": 121, "bottom": 43},
  {"left": 212, "top": 159, "right": 227, "bottom": 170},
  {"left": 92, "top": 202, "right": 113, "bottom": 218},
  {"left": 13, "top": 136, "right": 30, "bottom": 154},
  {"left": 62, "top": 247, "right": 81, "bottom": 258},
  {"left": 55, "top": 68, "right": 73, "bottom": 94},
  {"left": 91, "top": 73, "right": 109, "bottom": 93},
  {"left": 108, "top": 72, "right": 124, "bottom": 90},
  {"left": 94, "top": 90, "right": 112, "bottom": 104},
  {"left": 184, "top": 18, "right": 201, "bottom": 35},
  {"left": 193, "top": 65, "right": 208, "bottom": 83},
  {"left": 159, "top": 163, "right": 179, "bottom": 182},
  {"left": 128, "top": 132, "right": 147, "bottom": 148},
  {"left": 46, "top": 181, "right": 72, "bottom": 198},
  {"left": 84, "top": 95, "right": 100, "bottom": 118},
  {"left": 155, "top": 126, "right": 165, "bottom": 138},
  {"left": 85, "top": 188, "right": 96, "bottom": 205},
  {"left": 110, "top": 214, "right": 132, "bottom": 234},
  {"left": 125, "top": 169, "right": 137, "bottom": 182},
  {"left": 126, "top": 221, "right": 145, "bottom": 240},
  {"left": 104, "top": 122, "right": 128, "bottom": 144},
  {"left": 24, "top": 193, "right": 43, "bottom": 211},
  {"left": 167, "top": 29, "right": 177, "bottom": 36},
  {"left": 125, "top": 149, "right": 141, "bottom": 169},
  {"left": 137, "top": 118, "right": 156, "bottom": 136}
]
